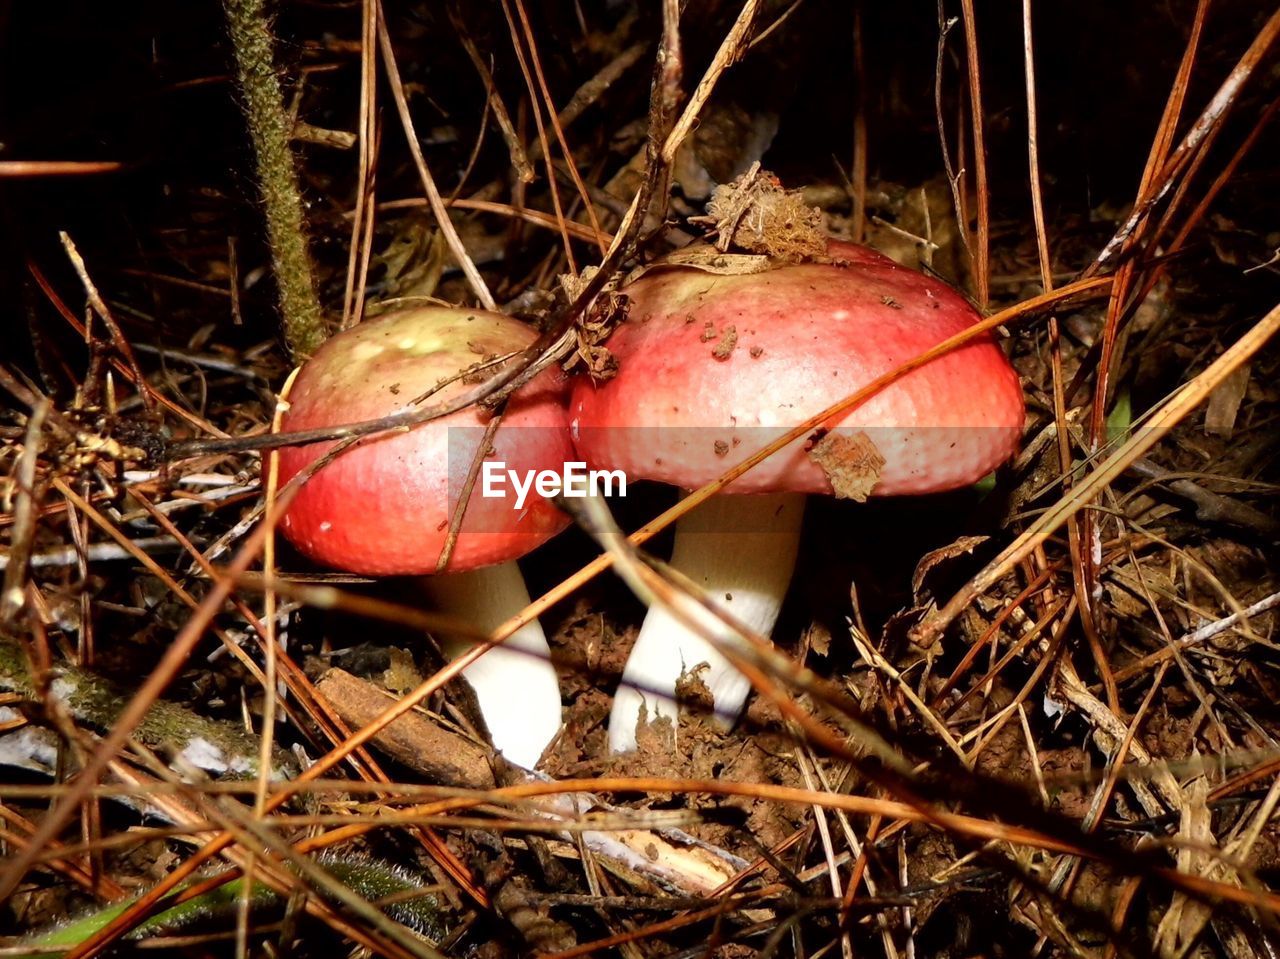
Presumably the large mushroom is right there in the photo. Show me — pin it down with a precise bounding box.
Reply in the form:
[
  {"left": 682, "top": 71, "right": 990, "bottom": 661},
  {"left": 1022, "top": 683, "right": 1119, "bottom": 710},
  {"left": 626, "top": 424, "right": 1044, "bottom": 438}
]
[
  {"left": 276, "top": 306, "right": 573, "bottom": 770},
  {"left": 571, "top": 241, "right": 1025, "bottom": 753}
]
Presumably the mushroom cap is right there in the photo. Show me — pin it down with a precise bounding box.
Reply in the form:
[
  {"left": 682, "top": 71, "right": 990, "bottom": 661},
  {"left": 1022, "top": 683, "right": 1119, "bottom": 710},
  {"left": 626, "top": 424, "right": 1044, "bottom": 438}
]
[
  {"left": 570, "top": 241, "right": 1024, "bottom": 496},
  {"left": 277, "top": 307, "right": 572, "bottom": 575}
]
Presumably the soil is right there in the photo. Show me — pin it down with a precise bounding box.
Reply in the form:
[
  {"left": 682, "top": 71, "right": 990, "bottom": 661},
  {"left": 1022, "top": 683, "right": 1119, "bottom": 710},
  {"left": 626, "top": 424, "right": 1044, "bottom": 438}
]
[{"left": 544, "top": 600, "right": 812, "bottom": 857}]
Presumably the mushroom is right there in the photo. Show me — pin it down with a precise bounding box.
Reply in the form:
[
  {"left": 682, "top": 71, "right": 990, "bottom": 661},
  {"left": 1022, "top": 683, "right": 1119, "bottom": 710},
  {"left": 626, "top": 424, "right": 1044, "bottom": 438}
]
[
  {"left": 276, "top": 306, "right": 573, "bottom": 770},
  {"left": 570, "top": 241, "right": 1025, "bottom": 753}
]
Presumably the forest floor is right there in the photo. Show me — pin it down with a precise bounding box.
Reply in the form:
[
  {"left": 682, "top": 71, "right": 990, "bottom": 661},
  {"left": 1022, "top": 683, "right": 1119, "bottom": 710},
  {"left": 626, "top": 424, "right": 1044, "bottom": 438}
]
[{"left": 2, "top": 2, "right": 1279, "bottom": 957}]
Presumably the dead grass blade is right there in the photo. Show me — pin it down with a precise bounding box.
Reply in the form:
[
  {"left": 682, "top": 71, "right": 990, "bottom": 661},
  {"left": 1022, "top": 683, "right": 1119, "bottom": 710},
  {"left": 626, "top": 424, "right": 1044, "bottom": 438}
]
[{"left": 375, "top": 0, "right": 495, "bottom": 311}]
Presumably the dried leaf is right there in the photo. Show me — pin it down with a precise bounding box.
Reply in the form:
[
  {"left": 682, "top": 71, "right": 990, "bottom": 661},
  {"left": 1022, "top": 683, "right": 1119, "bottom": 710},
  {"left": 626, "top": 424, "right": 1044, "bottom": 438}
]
[
  {"left": 374, "top": 216, "right": 445, "bottom": 301},
  {"left": 560, "top": 267, "right": 626, "bottom": 383},
  {"left": 1204, "top": 361, "right": 1250, "bottom": 438},
  {"left": 628, "top": 246, "right": 773, "bottom": 282},
  {"left": 1154, "top": 777, "right": 1226, "bottom": 958},
  {"left": 804, "top": 621, "right": 833, "bottom": 658},
  {"left": 558, "top": 264, "right": 599, "bottom": 304},
  {"left": 862, "top": 175, "right": 966, "bottom": 280},
  {"left": 1103, "top": 581, "right": 1151, "bottom": 620},
  {"left": 910, "top": 535, "right": 989, "bottom": 602},
  {"left": 806, "top": 431, "right": 884, "bottom": 502},
  {"left": 673, "top": 102, "right": 780, "bottom": 202}
]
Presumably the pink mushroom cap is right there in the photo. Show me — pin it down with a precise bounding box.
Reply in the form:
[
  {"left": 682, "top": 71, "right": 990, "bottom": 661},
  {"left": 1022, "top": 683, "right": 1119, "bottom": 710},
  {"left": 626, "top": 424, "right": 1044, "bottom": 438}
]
[
  {"left": 570, "top": 241, "right": 1025, "bottom": 496},
  {"left": 277, "top": 306, "right": 572, "bottom": 575}
]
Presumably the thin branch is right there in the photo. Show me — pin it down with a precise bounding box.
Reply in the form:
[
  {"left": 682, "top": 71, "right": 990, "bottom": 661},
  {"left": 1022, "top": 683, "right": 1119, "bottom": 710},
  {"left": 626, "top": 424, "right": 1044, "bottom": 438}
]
[
  {"left": 446, "top": 4, "right": 536, "bottom": 185},
  {"left": 957, "top": 0, "right": 990, "bottom": 306},
  {"left": 375, "top": 2, "right": 497, "bottom": 311},
  {"left": 0, "top": 515, "right": 279, "bottom": 903},
  {"left": 339, "top": 0, "right": 380, "bottom": 329},
  {"left": 1087, "top": 4, "right": 1280, "bottom": 274}
]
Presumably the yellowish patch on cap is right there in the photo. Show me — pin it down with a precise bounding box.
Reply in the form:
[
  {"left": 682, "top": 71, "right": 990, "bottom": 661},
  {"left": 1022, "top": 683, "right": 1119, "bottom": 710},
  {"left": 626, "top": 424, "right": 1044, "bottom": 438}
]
[{"left": 392, "top": 331, "right": 452, "bottom": 356}]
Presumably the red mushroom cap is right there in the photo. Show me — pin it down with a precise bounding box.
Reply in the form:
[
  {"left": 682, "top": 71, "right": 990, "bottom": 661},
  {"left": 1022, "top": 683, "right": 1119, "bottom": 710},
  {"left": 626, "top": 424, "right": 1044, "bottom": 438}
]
[
  {"left": 277, "top": 307, "right": 572, "bottom": 575},
  {"left": 570, "top": 241, "right": 1024, "bottom": 496}
]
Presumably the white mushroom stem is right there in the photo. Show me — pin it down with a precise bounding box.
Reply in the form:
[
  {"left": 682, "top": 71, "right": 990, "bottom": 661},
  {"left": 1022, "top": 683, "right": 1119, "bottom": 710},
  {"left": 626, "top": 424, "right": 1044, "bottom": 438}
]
[
  {"left": 608, "top": 492, "right": 806, "bottom": 754},
  {"left": 421, "top": 560, "right": 561, "bottom": 771}
]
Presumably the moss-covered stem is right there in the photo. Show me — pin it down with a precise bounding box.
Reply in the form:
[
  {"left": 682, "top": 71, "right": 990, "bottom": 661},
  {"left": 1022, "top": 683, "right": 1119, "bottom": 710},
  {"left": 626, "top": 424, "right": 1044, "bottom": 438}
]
[
  {"left": 223, "top": 0, "right": 326, "bottom": 359},
  {"left": 0, "top": 633, "right": 295, "bottom": 780}
]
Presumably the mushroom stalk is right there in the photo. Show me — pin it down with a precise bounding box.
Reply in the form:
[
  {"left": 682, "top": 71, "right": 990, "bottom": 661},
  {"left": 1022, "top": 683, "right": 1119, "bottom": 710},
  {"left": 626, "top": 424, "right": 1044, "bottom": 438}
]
[
  {"left": 422, "top": 560, "right": 561, "bottom": 771},
  {"left": 608, "top": 492, "right": 805, "bottom": 754}
]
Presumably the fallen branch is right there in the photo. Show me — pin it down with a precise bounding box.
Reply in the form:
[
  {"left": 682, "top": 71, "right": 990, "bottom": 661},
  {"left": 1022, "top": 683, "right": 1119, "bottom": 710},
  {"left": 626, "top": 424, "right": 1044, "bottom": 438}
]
[{"left": 314, "top": 667, "right": 750, "bottom": 896}]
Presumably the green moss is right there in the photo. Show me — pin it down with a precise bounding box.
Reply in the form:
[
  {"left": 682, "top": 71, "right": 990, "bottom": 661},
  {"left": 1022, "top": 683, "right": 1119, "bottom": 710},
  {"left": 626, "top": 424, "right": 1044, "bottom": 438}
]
[
  {"left": 0, "top": 633, "right": 295, "bottom": 779},
  {"left": 17, "top": 856, "right": 446, "bottom": 955}
]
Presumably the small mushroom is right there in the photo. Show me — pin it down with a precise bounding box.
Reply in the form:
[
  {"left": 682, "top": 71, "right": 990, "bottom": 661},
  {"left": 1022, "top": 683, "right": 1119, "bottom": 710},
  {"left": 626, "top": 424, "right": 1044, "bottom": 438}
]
[
  {"left": 276, "top": 306, "right": 572, "bottom": 770},
  {"left": 570, "top": 240, "right": 1025, "bottom": 753}
]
